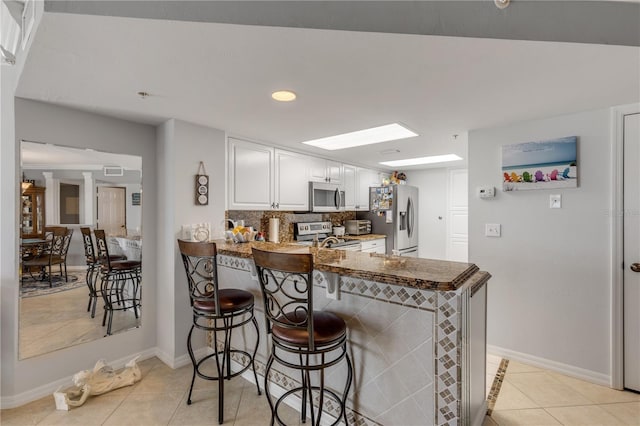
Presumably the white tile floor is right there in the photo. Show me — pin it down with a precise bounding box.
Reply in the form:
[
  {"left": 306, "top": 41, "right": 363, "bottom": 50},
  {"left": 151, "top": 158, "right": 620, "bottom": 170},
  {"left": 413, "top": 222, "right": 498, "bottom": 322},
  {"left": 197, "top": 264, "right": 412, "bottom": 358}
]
[
  {"left": 484, "top": 359, "right": 640, "bottom": 426},
  {"left": 2, "top": 355, "right": 639, "bottom": 425},
  {"left": 20, "top": 282, "right": 140, "bottom": 359}
]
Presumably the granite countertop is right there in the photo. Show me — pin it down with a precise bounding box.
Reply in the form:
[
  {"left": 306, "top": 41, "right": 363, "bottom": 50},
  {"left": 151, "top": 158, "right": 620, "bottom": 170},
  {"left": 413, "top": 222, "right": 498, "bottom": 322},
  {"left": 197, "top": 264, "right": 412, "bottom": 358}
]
[
  {"left": 213, "top": 240, "right": 486, "bottom": 291},
  {"left": 342, "top": 234, "right": 386, "bottom": 241}
]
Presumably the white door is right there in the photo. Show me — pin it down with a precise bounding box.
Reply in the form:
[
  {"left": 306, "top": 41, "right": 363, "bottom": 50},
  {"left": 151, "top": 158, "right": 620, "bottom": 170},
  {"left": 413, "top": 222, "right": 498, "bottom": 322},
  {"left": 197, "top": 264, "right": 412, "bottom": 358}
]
[
  {"left": 447, "top": 169, "right": 468, "bottom": 262},
  {"left": 624, "top": 112, "right": 640, "bottom": 392},
  {"left": 97, "top": 186, "right": 126, "bottom": 236}
]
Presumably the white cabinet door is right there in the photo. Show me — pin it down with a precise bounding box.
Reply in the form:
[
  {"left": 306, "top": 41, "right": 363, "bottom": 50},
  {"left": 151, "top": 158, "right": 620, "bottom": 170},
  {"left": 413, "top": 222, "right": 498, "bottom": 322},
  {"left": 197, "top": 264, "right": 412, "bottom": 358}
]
[
  {"left": 309, "top": 157, "right": 329, "bottom": 182},
  {"left": 309, "top": 158, "right": 343, "bottom": 184},
  {"left": 275, "top": 150, "right": 309, "bottom": 211},
  {"left": 356, "top": 168, "right": 379, "bottom": 211},
  {"left": 326, "top": 160, "right": 343, "bottom": 185},
  {"left": 343, "top": 164, "right": 357, "bottom": 210},
  {"left": 228, "top": 138, "right": 273, "bottom": 210}
]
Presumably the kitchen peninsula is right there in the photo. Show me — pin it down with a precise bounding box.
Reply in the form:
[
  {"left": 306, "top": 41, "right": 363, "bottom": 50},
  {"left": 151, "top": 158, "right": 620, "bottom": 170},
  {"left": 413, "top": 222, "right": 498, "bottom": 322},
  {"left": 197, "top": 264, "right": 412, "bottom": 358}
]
[{"left": 214, "top": 240, "right": 490, "bottom": 426}]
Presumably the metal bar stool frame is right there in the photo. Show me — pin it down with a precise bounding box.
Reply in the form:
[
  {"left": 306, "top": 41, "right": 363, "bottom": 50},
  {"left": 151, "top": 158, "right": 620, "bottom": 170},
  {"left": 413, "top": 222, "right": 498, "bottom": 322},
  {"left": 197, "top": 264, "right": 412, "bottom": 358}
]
[
  {"left": 80, "top": 227, "right": 127, "bottom": 318},
  {"left": 252, "top": 248, "right": 353, "bottom": 426},
  {"left": 178, "top": 240, "right": 261, "bottom": 425},
  {"left": 80, "top": 227, "right": 100, "bottom": 316},
  {"left": 94, "top": 229, "right": 141, "bottom": 336}
]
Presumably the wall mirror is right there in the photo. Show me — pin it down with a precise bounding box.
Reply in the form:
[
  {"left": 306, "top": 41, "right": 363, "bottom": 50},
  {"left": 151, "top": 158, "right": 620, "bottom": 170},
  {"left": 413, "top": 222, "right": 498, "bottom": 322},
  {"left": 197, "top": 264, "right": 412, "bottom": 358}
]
[{"left": 19, "top": 140, "right": 143, "bottom": 360}]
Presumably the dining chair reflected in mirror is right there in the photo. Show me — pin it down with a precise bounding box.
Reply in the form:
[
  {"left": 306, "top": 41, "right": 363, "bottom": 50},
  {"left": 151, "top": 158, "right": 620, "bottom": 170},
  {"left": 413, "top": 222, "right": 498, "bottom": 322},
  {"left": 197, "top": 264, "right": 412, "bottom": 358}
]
[
  {"left": 22, "top": 227, "right": 67, "bottom": 288},
  {"left": 59, "top": 228, "right": 74, "bottom": 281}
]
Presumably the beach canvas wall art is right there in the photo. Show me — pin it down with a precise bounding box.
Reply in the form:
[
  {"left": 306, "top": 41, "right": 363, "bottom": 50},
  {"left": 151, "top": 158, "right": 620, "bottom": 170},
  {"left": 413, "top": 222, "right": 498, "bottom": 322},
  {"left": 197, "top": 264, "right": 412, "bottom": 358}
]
[{"left": 502, "top": 136, "right": 578, "bottom": 191}]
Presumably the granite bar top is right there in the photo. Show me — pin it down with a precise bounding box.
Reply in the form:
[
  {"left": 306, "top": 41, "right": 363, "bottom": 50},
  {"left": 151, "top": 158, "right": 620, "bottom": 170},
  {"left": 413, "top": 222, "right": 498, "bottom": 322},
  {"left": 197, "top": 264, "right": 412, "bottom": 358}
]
[{"left": 213, "top": 240, "right": 485, "bottom": 291}]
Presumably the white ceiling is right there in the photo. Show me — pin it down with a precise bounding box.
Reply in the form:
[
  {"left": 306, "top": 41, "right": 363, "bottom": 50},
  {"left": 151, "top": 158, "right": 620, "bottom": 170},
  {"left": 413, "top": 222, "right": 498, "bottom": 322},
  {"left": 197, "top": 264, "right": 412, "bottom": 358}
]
[{"left": 16, "top": 12, "right": 640, "bottom": 170}]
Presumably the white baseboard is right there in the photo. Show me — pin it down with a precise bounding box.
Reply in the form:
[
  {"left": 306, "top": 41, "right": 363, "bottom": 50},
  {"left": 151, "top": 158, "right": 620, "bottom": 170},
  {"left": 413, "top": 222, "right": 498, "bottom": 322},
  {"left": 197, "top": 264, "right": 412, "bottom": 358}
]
[
  {"left": 488, "top": 345, "right": 611, "bottom": 387},
  {"left": 0, "top": 348, "right": 157, "bottom": 409}
]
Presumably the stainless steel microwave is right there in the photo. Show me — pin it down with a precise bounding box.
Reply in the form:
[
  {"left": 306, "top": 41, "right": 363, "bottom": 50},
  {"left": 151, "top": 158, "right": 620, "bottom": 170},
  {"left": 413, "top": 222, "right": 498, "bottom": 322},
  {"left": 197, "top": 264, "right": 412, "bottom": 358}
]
[{"left": 309, "top": 182, "right": 345, "bottom": 212}]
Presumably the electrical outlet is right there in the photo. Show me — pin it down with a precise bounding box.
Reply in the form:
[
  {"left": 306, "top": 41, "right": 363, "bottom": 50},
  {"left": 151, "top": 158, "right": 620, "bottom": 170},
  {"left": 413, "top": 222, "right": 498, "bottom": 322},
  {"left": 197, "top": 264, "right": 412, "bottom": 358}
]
[{"left": 485, "top": 223, "right": 501, "bottom": 237}]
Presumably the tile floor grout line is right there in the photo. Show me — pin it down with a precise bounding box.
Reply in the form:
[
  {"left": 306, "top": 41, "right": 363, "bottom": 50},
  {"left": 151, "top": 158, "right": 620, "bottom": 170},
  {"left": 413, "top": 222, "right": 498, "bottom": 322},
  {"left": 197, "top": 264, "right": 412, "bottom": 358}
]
[{"left": 542, "top": 407, "right": 566, "bottom": 426}]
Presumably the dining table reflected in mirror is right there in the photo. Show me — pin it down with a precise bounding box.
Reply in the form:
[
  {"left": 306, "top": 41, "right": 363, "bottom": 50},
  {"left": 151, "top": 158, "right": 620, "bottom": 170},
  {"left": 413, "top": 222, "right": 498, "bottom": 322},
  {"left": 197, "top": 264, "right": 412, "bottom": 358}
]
[{"left": 19, "top": 141, "right": 143, "bottom": 360}]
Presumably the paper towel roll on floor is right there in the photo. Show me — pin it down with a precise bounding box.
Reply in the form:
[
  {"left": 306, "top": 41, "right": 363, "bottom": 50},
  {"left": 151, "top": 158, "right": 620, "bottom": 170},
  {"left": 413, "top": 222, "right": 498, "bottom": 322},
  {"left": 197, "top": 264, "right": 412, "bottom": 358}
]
[{"left": 268, "top": 218, "right": 280, "bottom": 243}]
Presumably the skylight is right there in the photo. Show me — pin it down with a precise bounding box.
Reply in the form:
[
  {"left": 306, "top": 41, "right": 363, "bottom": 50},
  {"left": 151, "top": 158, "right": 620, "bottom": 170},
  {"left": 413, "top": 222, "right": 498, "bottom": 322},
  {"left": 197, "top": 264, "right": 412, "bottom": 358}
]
[
  {"left": 380, "top": 154, "right": 463, "bottom": 167},
  {"left": 301, "top": 123, "right": 417, "bottom": 151}
]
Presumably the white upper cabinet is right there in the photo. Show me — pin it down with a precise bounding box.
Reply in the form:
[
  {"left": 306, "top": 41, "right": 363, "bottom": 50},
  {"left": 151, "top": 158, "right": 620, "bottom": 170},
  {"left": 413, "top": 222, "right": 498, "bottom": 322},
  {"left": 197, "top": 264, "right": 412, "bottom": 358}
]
[
  {"left": 309, "top": 157, "right": 343, "bottom": 184},
  {"left": 342, "top": 165, "right": 385, "bottom": 211},
  {"left": 356, "top": 167, "right": 382, "bottom": 211},
  {"left": 228, "top": 138, "right": 274, "bottom": 210},
  {"left": 228, "top": 138, "right": 309, "bottom": 211},
  {"left": 274, "top": 150, "right": 309, "bottom": 210},
  {"left": 343, "top": 164, "right": 357, "bottom": 210}
]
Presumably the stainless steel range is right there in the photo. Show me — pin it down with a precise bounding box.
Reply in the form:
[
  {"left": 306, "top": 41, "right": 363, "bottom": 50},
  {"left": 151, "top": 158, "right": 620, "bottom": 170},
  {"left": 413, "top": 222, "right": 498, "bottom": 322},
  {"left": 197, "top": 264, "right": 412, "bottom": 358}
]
[{"left": 294, "top": 221, "right": 361, "bottom": 251}]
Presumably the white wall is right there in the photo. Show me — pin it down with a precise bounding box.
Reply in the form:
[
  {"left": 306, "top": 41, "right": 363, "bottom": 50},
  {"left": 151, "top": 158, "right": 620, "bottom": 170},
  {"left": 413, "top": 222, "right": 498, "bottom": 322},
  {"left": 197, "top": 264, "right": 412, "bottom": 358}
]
[
  {"left": 408, "top": 168, "right": 448, "bottom": 259},
  {"left": 125, "top": 183, "right": 142, "bottom": 233},
  {"left": 156, "top": 119, "right": 227, "bottom": 363},
  {"left": 1, "top": 98, "right": 158, "bottom": 403},
  {"left": 469, "top": 108, "right": 612, "bottom": 381}
]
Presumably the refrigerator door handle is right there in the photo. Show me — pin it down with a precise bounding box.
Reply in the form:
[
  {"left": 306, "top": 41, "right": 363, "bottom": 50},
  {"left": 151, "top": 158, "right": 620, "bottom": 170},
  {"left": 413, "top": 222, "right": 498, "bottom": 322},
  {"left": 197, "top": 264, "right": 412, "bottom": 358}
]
[{"left": 407, "top": 197, "right": 413, "bottom": 238}]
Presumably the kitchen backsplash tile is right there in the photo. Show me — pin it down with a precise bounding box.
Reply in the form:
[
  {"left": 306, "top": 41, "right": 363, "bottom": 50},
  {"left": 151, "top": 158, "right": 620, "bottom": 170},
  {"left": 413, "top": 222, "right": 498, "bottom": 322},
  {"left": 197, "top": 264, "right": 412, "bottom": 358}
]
[{"left": 226, "top": 210, "right": 356, "bottom": 242}]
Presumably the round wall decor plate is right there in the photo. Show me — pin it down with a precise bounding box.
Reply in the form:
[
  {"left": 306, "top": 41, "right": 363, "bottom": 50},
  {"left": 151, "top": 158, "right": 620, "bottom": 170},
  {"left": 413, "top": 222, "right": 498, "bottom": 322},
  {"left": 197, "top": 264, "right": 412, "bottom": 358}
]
[
  {"left": 197, "top": 194, "right": 208, "bottom": 205},
  {"left": 194, "top": 226, "right": 209, "bottom": 242}
]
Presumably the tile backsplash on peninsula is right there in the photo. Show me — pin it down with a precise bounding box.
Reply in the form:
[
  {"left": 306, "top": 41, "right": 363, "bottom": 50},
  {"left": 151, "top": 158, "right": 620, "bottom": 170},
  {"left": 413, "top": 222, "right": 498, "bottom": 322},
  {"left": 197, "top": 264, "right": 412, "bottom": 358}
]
[{"left": 226, "top": 210, "right": 356, "bottom": 242}]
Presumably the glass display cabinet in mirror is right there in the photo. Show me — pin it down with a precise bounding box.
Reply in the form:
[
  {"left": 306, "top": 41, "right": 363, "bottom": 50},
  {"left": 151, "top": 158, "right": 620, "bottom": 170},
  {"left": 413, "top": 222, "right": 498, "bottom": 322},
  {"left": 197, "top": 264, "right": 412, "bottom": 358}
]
[{"left": 19, "top": 141, "right": 143, "bottom": 359}]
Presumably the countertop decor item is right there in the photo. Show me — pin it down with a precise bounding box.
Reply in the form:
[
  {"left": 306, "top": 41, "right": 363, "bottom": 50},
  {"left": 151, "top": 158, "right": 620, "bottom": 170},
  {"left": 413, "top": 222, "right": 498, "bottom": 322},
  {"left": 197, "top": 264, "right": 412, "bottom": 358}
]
[
  {"left": 195, "top": 161, "right": 209, "bottom": 205},
  {"left": 268, "top": 217, "right": 280, "bottom": 243}
]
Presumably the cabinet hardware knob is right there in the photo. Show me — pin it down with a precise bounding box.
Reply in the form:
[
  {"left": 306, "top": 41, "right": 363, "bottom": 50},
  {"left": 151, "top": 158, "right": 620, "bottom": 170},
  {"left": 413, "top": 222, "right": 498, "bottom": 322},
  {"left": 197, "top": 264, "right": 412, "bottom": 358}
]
[{"left": 631, "top": 263, "right": 640, "bottom": 272}]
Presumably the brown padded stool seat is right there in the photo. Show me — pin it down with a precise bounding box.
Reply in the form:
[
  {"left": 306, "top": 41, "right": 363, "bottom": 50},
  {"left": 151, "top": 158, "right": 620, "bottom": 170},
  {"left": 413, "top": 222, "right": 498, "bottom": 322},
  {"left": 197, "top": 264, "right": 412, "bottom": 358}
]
[
  {"left": 272, "top": 311, "right": 346, "bottom": 347},
  {"left": 193, "top": 289, "right": 254, "bottom": 313},
  {"left": 106, "top": 260, "right": 141, "bottom": 271}
]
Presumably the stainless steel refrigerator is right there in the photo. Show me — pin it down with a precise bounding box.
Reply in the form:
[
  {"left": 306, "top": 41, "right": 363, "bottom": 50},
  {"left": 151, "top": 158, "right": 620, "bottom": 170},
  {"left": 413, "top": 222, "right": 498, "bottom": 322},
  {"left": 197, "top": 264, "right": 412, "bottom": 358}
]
[{"left": 359, "top": 184, "right": 419, "bottom": 257}]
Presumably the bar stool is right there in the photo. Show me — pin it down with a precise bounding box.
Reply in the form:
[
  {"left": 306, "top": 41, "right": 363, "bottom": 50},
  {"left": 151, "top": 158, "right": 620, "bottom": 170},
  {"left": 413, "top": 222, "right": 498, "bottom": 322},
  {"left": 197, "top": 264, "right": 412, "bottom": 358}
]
[
  {"left": 178, "top": 240, "right": 261, "bottom": 425},
  {"left": 80, "top": 227, "right": 127, "bottom": 318},
  {"left": 252, "top": 248, "right": 353, "bottom": 426},
  {"left": 94, "top": 229, "right": 141, "bottom": 335}
]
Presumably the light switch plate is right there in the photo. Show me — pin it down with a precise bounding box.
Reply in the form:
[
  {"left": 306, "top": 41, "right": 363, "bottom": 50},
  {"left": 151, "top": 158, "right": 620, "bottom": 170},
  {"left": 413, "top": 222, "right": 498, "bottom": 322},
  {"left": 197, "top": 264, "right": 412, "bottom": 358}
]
[
  {"left": 550, "top": 194, "right": 562, "bottom": 209},
  {"left": 485, "top": 223, "right": 501, "bottom": 237}
]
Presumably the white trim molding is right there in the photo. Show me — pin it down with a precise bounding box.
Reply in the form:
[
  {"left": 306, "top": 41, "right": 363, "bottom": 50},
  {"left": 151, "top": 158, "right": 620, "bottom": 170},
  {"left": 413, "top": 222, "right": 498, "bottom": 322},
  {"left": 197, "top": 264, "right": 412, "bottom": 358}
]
[
  {"left": 488, "top": 345, "right": 610, "bottom": 387},
  {"left": 0, "top": 348, "right": 157, "bottom": 409},
  {"left": 610, "top": 103, "right": 640, "bottom": 390}
]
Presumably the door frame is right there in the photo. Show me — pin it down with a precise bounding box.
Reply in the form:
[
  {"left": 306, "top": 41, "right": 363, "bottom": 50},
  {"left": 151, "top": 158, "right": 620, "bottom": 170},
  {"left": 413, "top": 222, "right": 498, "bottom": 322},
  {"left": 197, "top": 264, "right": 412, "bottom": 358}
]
[{"left": 610, "top": 103, "right": 640, "bottom": 389}]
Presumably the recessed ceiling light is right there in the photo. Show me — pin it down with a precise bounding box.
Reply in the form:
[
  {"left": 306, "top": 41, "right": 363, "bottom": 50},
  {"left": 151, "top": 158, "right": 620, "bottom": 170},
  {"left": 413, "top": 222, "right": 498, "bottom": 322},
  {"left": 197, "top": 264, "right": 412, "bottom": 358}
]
[
  {"left": 271, "top": 90, "right": 297, "bottom": 102},
  {"left": 380, "top": 154, "right": 463, "bottom": 167},
  {"left": 302, "top": 123, "right": 417, "bottom": 151}
]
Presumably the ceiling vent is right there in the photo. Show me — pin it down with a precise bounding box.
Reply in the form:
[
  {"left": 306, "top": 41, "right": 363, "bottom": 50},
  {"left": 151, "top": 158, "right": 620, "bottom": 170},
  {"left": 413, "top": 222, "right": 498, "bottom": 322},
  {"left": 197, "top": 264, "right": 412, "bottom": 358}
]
[{"left": 103, "top": 166, "right": 124, "bottom": 177}]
